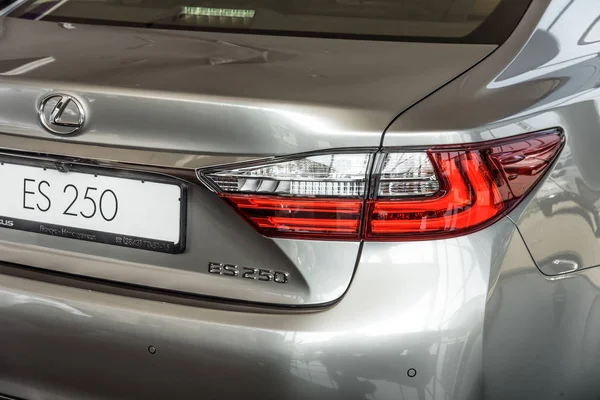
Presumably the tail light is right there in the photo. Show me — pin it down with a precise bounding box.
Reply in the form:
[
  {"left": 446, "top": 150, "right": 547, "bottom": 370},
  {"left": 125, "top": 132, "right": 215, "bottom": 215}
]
[
  {"left": 199, "top": 129, "right": 564, "bottom": 241},
  {"left": 203, "top": 153, "right": 369, "bottom": 239}
]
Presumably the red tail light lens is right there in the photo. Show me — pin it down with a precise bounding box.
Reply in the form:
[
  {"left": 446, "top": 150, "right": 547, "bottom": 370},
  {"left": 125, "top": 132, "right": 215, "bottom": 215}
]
[
  {"left": 199, "top": 129, "right": 564, "bottom": 241},
  {"left": 367, "top": 151, "right": 502, "bottom": 238},
  {"left": 366, "top": 131, "right": 564, "bottom": 240},
  {"left": 222, "top": 196, "right": 363, "bottom": 239}
]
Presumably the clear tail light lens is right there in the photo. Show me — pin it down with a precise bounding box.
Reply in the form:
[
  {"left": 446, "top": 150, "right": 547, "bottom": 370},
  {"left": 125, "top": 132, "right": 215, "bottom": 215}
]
[
  {"left": 199, "top": 129, "right": 564, "bottom": 241},
  {"left": 205, "top": 153, "right": 370, "bottom": 197},
  {"left": 377, "top": 152, "right": 440, "bottom": 197}
]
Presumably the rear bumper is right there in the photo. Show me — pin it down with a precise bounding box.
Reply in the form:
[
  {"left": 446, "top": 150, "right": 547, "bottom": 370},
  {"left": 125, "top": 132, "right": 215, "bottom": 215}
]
[{"left": 0, "top": 217, "right": 595, "bottom": 400}]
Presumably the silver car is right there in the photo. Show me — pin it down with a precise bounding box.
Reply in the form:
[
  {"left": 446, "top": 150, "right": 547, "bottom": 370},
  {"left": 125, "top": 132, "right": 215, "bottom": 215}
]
[{"left": 0, "top": 0, "right": 598, "bottom": 399}]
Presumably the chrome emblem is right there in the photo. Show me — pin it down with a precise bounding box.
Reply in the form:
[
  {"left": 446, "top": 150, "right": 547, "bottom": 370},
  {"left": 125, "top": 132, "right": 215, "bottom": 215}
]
[
  {"left": 208, "top": 262, "right": 289, "bottom": 284},
  {"left": 39, "top": 94, "right": 85, "bottom": 135}
]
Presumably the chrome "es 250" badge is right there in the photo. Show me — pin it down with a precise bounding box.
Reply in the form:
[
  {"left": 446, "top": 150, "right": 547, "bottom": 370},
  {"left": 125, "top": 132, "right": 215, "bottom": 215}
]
[{"left": 208, "top": 262, "right": 289, "bottom": 284}]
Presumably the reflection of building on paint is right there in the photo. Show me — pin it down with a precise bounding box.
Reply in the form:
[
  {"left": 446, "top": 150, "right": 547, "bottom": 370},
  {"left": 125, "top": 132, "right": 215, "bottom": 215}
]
[{"left": 0, "top": 56, "right": 55, "bottom": 76}]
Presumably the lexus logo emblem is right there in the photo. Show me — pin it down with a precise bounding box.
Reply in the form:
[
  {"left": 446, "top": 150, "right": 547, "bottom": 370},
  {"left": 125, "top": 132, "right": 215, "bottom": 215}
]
[{"left": 39, "top": 94, "right": 85, "bottom": 135}]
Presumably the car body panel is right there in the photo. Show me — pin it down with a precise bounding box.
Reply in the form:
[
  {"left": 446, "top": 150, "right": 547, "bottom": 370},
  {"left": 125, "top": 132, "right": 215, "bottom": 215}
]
[
  {"left": 6, "top": 0, "right": 600, "bottom": 399},
  {"left": 353, "top": 0, "right": 600, "bottom": 391},
  {"left": 0, "top": 217, "right": 521, "bottom": 400},
  {"left": 483, "top": 230, "right": 600, "bottom": 400},
  {"left": 0, "top": 174, "right": 362, "bottom": 306},
  {"left": 509, "top": 101, "right": 600, "bottom": 276},
  {"left": 382, "top": 0, "right": 553, "bottom": 147},
  {"left": 0, "top": 17, "right": 495, "bottom": 306},
  {"left": 382, "top": 0, "right": 600, "bottom": 279},
  {"left": 0, "top": 17, "right": 494, "bottom": 156}
]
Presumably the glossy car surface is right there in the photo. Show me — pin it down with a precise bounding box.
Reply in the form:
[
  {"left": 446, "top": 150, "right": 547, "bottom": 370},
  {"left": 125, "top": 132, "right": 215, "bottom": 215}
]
[{"left": 1, "top": 0, "right": 600, "bottom": 399}]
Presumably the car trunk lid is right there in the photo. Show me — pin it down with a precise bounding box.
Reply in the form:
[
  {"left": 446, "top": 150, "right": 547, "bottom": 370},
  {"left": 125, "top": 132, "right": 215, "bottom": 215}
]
[{"left": 0, "top": 16, "right": 495, "bottom": 306}]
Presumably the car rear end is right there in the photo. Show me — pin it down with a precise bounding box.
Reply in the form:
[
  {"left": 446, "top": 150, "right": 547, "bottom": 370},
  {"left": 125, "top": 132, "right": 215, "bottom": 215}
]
[{"left": 2, "top": 1, "right": 599, "bottom": 399}]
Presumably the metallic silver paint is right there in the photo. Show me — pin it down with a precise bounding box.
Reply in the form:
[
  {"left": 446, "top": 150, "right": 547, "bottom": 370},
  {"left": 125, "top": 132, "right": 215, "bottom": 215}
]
[
  {"left": 6, "top": 0, "right": 600, "bottom": 399},
  {"left": 0, "top": 17, "right": 493, "bottom": 155},
  {"left": 0, "top": 184, "right": 361, "bottom": 305},
  {"left": 0, "top": 144, "right": 354, "bottom": 306},
  {"left": 510, "top": 101, "right": 600, "bottom": 276},
  {"left": 483, "top": 232, "right": 600, "bottom": 400},
  {"left": 0, "top": 15, "right": 493, "bottom": 307},
  {"left": 383, "top": 0, "right": 553, "bottom": 147},
  {"left": 0, "top": 218, "right": 524, "bottom": 400},
  {"left": 382, "top": 0, "right": 600, "bottom": 279},
  {"left": 0, "top": 134, "right": 256, "bottom": 169}
]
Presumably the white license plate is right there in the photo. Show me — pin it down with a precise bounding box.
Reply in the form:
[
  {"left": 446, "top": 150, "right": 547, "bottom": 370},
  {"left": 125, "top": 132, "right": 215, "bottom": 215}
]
[{"left": 0, "top": 161, "right": 185, "bottom": 253}]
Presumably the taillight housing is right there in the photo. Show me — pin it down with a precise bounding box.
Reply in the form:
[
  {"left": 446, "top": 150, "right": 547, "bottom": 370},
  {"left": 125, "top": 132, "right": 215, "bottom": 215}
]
[
  {"left": 199, "top": 129, "right": 564, "bottom": 241},
  {"left": 201, "top": 153, "right": 370, "bottom": 239}
]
